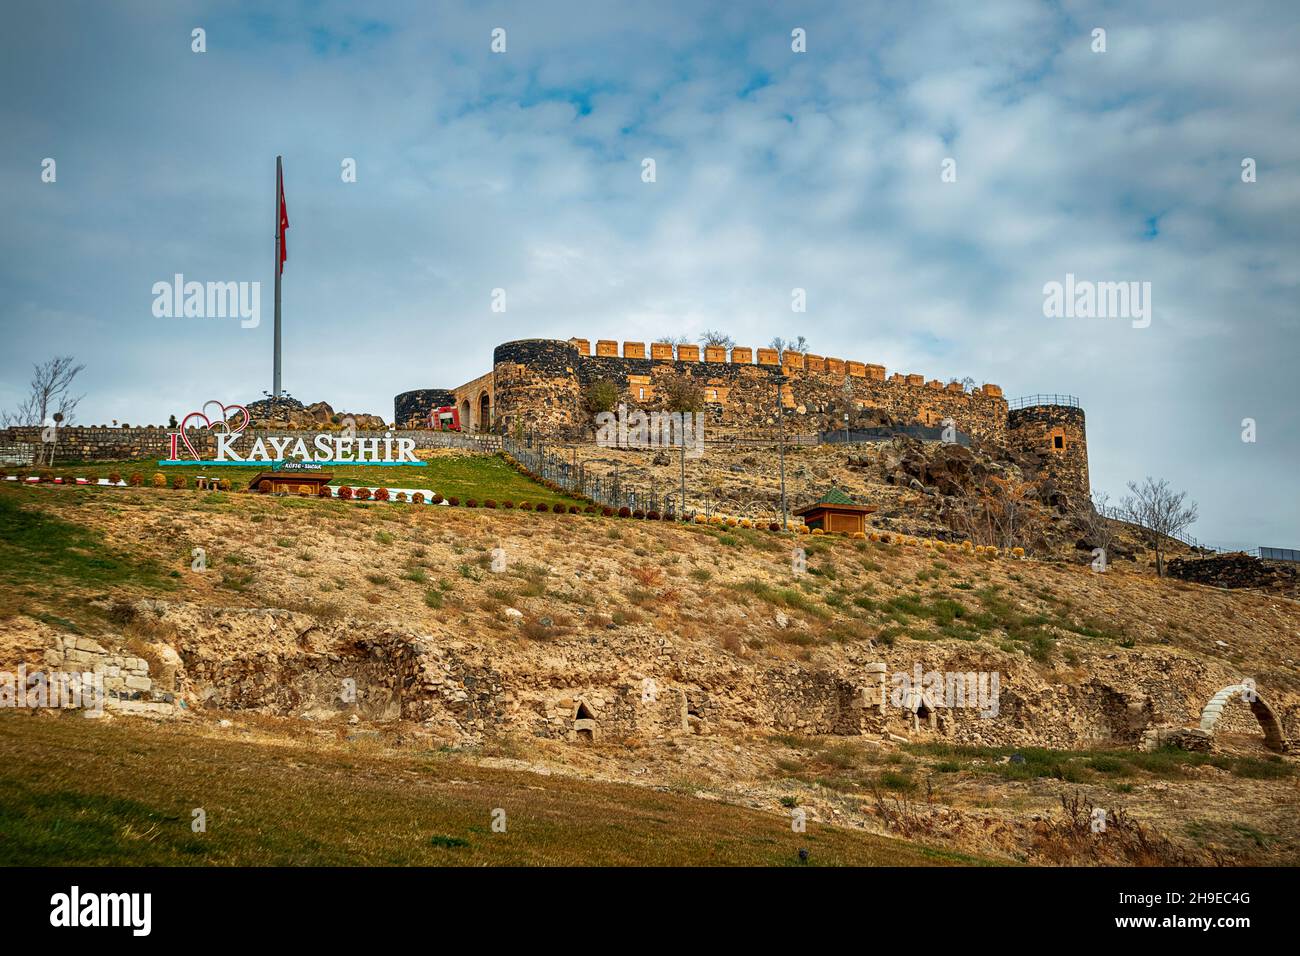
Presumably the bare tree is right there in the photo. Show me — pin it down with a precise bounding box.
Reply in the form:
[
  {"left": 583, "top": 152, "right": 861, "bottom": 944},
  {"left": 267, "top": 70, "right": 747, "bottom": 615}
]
[
  {"left": 770, "top": 335, "right": 810, "bottom": 358},
  {"left": 698, "top": 329, "right": 735, "bottom": 349},
  {"left": 2, "top": 356, "right": 85, "bottom": 465},
  {"left": 1118, "top": 477, "right": 1199, "bottom": 577}
]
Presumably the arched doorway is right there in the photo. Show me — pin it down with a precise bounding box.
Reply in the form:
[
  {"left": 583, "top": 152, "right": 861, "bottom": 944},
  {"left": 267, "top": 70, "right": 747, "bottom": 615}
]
[
  {"left": 1199, "top": 685, "right": 1286, "bottom": 751},
  {"left": 479, "top": 392, "right": 491, "bottom": 433},
  {"left": 460, "top": 399, "right": 472, "bottom": 432}
]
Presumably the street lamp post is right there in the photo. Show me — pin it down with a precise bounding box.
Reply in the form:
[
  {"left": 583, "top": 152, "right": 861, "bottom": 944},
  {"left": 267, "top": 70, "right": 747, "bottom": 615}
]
[{"left": 776, "top": 373, "right": 788, "bottom": 531}]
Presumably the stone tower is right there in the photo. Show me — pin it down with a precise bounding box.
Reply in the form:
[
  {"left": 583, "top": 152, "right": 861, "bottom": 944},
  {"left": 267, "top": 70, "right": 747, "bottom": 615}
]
[
  {"left": 491, "top": 339, "right": 584, "bottom": 437},
  {"left": 1006, "top": 398, "right": 1090, "bottom": 507}
]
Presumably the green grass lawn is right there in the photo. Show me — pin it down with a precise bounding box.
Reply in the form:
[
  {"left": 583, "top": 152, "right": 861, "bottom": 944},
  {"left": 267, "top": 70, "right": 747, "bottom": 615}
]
[
  {"left": 0, "top": 491, "right": 174, "bottom": 594},
  {"left": 0, "top": 715, "right": 994, "bottom": 866},
  {"left": 11, "top": 453, "right": 583, "bottom": 507}
]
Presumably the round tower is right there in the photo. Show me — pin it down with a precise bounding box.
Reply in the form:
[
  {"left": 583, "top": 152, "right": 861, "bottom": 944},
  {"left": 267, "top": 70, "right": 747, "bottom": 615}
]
[
  {"left": 1006, "top": 396, "right": 1090, "bottom": 507},
  {"left": 492, "top": 339, "right": 583, "bottom": 436},
  {"left": 393, "top": 388, "right": 457, "bottom": 428}
]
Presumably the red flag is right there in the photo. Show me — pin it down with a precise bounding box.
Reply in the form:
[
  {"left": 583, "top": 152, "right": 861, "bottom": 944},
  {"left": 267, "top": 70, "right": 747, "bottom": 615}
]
[{"left": 278, "top": 166, "right": 289, "bottom": 274}]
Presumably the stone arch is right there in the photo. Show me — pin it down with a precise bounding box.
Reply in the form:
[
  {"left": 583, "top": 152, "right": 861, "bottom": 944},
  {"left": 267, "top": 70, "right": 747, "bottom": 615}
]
[
  {"left": 571, "top": 699, "right": 598, "bottom": 743},
  {"left": 460, "top": 398, "right": 472, "bottom": 432},
  {"left": 478, "top": 392, "right": 491, "bottom": 432},
  {"left": 1199, "top": 685, "right": 1286, "bottom": 751}
]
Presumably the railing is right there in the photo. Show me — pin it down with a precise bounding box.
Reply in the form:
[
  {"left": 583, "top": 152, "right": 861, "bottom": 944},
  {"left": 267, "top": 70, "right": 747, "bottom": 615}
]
[
  {"left": 1096, "top": 504, "right": 1291, "bottom": 558},
  {"left": 1260, "top": 547, "right": 1300, "bottom": 564},
  {"left": 502, "top": 435, "right": 671, "bottom": 516},
  {"left": 1008, "top": 394, "right": 1080, "bottom": 410},
  {"left": 821, "top": 424, "right": 971, "bottom": 446}
]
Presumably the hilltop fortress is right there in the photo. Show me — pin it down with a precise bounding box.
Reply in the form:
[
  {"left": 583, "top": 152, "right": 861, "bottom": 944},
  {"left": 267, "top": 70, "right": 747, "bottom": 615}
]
[{"left": 395, "top": 336, "right": 1090, "bottom": 501}]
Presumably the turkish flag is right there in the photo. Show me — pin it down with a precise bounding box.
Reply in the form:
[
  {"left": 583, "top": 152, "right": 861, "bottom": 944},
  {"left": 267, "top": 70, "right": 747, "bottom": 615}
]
[{"left": 278, "top": 166, "right": 289, "bottom": 274}]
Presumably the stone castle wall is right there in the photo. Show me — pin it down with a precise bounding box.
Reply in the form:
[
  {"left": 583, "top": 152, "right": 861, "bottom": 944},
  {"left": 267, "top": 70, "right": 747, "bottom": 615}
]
[
  {"left": 398, "top": 336, "right": 1015, "bottom": 444},
  {"left": 0, "top": 425, "right": 486, "bottom": 463}
]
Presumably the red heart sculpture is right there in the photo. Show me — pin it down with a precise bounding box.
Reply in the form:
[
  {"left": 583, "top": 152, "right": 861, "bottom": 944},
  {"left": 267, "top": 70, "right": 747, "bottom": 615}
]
[{"left": 178, "top": 401, "right": 250, "bottom": 460}]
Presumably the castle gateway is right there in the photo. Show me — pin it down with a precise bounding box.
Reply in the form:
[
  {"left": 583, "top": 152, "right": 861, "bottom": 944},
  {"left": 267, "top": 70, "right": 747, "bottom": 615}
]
[{"left": 395, "top": 336, "right": 1089, "bottom": 500}]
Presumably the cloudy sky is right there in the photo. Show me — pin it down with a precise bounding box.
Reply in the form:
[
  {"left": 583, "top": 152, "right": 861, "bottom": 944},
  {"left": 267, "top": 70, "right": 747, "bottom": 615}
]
[{"left": 1, "top": 1, "right": 1296, "bottom": 548}]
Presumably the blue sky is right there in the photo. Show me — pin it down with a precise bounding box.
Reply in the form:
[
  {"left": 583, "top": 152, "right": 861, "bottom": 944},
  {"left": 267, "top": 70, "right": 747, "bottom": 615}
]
[{"left": 1, "top": 0, "right": 1297, "bottom": 549}]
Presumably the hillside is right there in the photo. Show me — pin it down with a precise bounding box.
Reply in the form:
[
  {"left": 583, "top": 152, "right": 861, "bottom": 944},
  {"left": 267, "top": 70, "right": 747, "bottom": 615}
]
[{"left": 2, "top": 453, "right": 1298, "bottom": 866}]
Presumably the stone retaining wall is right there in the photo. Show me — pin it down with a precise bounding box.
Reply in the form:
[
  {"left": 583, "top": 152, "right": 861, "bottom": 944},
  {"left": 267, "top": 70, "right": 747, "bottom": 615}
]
[{"left": 0, "top": 426, "right": 498, "bottom": 462}]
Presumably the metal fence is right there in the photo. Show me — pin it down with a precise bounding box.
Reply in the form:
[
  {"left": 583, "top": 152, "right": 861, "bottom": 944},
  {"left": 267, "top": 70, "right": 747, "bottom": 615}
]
[
  {"left": 1007, "top": 394, "right": 1081, "bottom": 410},
  {"left": 1096, "top": 504, "right": 1294, "bottom": 559},
  {"left": 1260, "top": 547, "right": 1300, "bottom": 563},
  {"left": 500, "top": 434, "right": 801, "bottom": 521},
  {"left": 821, "top": 424, "right": 972, "bottom": 447},
  {"left": 502, "top": 435, "right": 685, "bottom": 516}
]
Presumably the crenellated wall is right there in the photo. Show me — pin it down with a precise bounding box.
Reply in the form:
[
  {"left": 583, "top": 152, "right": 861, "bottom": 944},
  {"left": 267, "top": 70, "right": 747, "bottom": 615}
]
[{"left": 559, "top": 337, "right": 1009, "bottom": 443}]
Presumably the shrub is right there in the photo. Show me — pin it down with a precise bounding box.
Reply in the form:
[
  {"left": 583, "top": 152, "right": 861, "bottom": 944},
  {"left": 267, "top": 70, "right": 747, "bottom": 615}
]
[
  {"left": 153, "top": 473, "right": 169, "bottom": 488},
  {"left": 465, "top": 498, "right": 478, "bottom": 508},
  {"left": 318, "top": 484, "right": 334, "bottom": 498},
  {"left": 768, "top": 522, "right": 781, "bottom": 532},
  {"left": 602, "top": 507, "right": 614, "bottom": 517},
  {"left": 534, "top": 503, "right": 549, "bottom": 513},
  {"left": 812, "top": 528, "right": 825, "bottom": 536},
  {"left": 519, "top": 502, "right": 533, "bottom": 511},
  {"left": 108, "top": 471, "right": 121, "bottom": 484},
  {"left": 129, "top": 473, "right": 143, "bottom": 486},
  {"left": 431, "top": 493, "right": 444, "bottom": 504},
  {"left": 61, "top": 474, "right": 76, "bottom": 485},
  {"left": 447, "top": 496, "right": 459, "bottom": 506},
  {"left": 395, "top": 491, "right": 408, "bottom": 502},
  {"left": 218, "top": 477, "right": 231, "bottom": 491},
  {"left": 374, "top": 487, "right": 390, "bottom": 502},
  {"left": 568, "top": 505, "right": 580, "bottom": 515},
  {"left": 617, "top": 506, "right": 631, "bottom": 518},
  {"left": 483, "top": 499, "right": 497, "bottom": 508},
  {"left": 796, "top": 525, "right": 810, "bottom": 535},
  {"left": 1012, "top": 546, "right": 1025, "bottom": 558},
  {"left": 355, "top": 487, "right": 372, "bottom": 501},
  {"left": 172, "top": 475, "right": 186, "bottom": 490},
  {"left": 337, "top": 485, "right": 353, "bottom": 500},
  {"left": 501, "top": 500, "right": 514, "bottom": 509},
  {"left": 584, "top": 505, "right": 596, "bottom": 514},
  {"left": 412, "top": 492, "right": 425, "bottom": 504}
]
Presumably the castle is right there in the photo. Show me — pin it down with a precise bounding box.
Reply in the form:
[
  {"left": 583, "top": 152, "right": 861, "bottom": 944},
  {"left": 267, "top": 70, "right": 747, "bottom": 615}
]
[{"left": 396, "top": 337, "right": 1090, "bottom": 501}]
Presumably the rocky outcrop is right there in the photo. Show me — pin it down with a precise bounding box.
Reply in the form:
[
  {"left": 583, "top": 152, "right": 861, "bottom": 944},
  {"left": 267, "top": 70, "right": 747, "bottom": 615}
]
[{"left": 245, "top": 397, "right": 386, "bottom": 430}]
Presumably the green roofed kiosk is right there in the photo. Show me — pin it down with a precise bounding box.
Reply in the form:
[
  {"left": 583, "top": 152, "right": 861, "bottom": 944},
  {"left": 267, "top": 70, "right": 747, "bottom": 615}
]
[{"left": 794, "top": 486, "right": 877, "bottom": 535}]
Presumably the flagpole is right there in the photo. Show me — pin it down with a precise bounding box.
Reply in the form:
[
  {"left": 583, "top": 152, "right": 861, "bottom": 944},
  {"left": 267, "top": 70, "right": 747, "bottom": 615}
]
[{"left": 273, "top": 155, "right": 283, "bottom": 404}]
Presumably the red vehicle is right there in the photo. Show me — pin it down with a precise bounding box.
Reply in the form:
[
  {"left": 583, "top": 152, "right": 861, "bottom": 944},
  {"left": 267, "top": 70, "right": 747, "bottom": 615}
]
[{"left": 430, "top": 405, "right": 461, "bottom": 431}]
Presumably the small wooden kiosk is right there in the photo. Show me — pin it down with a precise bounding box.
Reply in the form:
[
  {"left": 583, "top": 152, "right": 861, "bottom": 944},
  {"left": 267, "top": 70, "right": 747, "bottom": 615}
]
[
  {"left": 248, "top": 470, "right": 333, "bottom": 496},
  {"left": 795, "top": 486, "right": 877, "bottom": 535}
]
